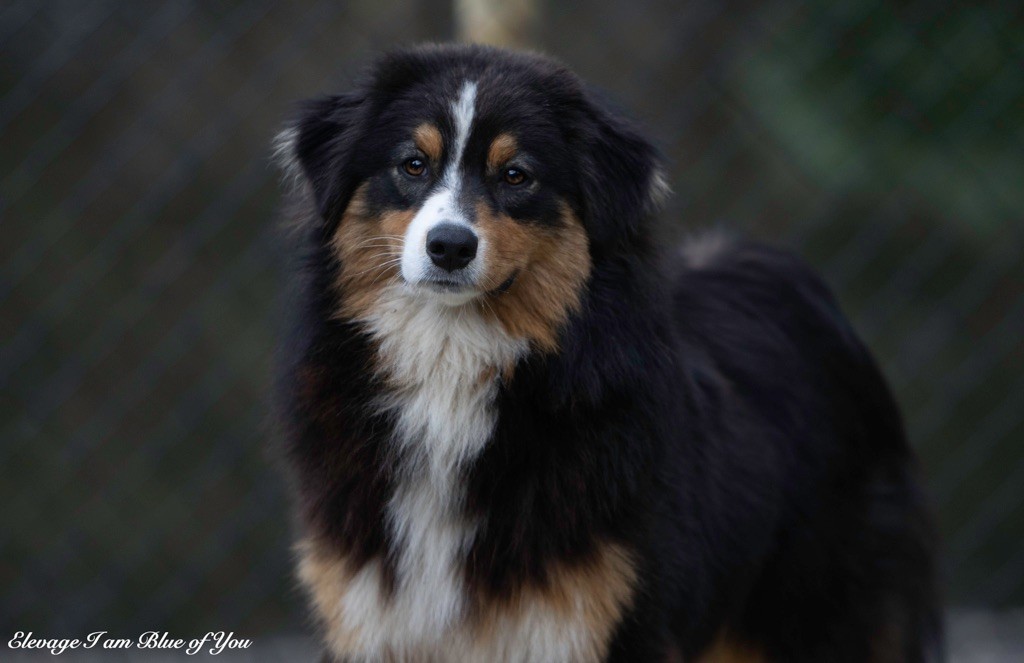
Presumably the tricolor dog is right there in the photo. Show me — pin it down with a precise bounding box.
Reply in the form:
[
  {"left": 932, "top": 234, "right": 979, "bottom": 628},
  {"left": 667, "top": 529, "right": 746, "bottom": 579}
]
[{"left": 274, "top": 44, "right": 941, "bottom": 662}]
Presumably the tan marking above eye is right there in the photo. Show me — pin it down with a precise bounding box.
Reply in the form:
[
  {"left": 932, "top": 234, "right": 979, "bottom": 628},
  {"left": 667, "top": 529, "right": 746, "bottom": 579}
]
[
  {"left": 413, "top": 123, "right": 443, "bottom": 162},
  {"left": 487, "top": 133, "right": 518, "bottom": 169}
]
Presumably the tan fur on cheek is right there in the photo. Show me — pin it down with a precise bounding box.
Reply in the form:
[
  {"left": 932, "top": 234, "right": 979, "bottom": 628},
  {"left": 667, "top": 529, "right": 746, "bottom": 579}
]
[
  {"left": 469, "top": 543, "right": 637, "bottom": 662},
  {"left": 330, "top": 184, "right": 414, "bottom": 320},
  {"left": 475, "top": 204, "right": 537, "bottom": 290},
  {"left": 477, "top": 204, "right": 591, "bottom": 353}
]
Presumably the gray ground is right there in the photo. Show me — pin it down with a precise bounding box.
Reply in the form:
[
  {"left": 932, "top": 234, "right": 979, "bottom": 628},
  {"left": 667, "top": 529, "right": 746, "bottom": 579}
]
[
  {"left": 6, "top": 610, "right": 1023, "bottom": 661},
  {"left": 947, "top": 609, "right": 1024, "bottom": 663}
]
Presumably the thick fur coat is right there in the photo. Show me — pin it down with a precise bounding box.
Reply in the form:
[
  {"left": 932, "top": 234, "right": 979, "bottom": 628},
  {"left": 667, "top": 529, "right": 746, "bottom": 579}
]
[{"left": 274, "top": 44, "right": 941, "bottom": 662}]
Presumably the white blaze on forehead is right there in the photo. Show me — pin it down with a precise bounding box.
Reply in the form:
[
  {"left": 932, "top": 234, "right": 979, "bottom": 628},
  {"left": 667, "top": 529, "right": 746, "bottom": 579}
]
[
  {"left": 447, "top": 81, "right": 477, "bottom": 186},
  {"left": 400, "top": 81, "right": 479, "bottom": 287}
]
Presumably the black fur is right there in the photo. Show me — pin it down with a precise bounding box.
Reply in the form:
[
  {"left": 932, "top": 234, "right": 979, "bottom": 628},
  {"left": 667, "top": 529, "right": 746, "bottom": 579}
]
[{"left": 276, "top": 44, "right": 941, "bottom": 661}]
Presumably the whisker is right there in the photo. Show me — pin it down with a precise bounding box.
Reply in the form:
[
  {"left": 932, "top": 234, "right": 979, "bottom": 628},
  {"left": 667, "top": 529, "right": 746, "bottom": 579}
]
[
  {"left": 369, "top": 261, "right": 403, "bottom": 288},
  {"left": 345, "top": 236, "right": 406, "bottom": 251},
  {"left": 350, "top": 255, "right": 401, "bottom": 272},
  {"left": 345, "top": 257, "right": 402, "bottom": 280},
  {"left": 482, "top": 297, "right": 499, "bottom": 320},
  {"left": 346, "top": 242, "right": 402, "bottom": 251},
  {"left": 350, "top": 236, "right": 405, "bottom": 244},
  {"left": 359, "top": 251, "right": 400, "bottom": 261}
]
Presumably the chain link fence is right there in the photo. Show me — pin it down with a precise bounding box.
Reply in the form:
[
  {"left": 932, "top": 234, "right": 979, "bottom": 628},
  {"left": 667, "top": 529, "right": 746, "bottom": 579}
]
[{"left": 2, "top": 0, "right": 1022, "bottom": 645}]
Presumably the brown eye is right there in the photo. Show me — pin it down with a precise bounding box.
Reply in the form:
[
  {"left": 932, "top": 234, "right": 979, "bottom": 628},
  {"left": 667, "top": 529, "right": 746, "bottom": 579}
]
[
  {"left": 503, "top": 167, "right": 528, "bottom": 186},
  {"left": 403, "top": 157, "right": 426, "bottom": 177}
]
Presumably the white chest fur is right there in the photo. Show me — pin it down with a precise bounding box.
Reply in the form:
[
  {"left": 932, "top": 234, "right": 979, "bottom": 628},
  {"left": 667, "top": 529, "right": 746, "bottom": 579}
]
[
  {"left": 299, "top": 285, "right": 637, "bottom": 661},
  {"left": 339, "top": 286, "right": 527, "bottom": 656}
]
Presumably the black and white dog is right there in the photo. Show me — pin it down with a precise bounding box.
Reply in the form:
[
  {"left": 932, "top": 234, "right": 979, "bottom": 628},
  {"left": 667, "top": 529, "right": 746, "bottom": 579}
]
[{"left": 274, "top": 44, "right": 941, "bottom": 662}]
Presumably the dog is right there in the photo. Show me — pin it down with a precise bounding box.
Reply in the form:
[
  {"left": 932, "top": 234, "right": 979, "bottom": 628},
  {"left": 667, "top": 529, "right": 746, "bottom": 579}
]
[{"left": 273, "top": 44, "right": 941, "bottom": 662}]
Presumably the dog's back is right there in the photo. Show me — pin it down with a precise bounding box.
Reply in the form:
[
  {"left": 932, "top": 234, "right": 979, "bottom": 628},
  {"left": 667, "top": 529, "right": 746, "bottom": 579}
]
[{"left": 670, "top": 236, "right": 942, "bottom": 661}]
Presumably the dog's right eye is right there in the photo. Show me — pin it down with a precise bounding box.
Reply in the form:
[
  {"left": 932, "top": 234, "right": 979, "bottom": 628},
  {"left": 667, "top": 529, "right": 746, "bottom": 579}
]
[{"left": 403, "top": 157, "right": 427, "bottom": 177}]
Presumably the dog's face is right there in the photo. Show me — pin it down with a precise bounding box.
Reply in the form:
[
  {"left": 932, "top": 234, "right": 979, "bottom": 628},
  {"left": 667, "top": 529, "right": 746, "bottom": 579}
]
[{"left": 280, "top": 45, "right": 665, "bottom": 349}]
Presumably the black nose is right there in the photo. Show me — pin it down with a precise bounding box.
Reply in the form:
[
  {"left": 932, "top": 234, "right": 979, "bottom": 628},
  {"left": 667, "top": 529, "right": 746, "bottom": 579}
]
[{"left": 426, "top": 224, "right": 478, "bottom": 272}]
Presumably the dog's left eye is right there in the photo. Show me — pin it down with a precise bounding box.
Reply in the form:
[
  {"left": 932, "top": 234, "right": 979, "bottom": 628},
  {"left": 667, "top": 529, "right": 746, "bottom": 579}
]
[
  {"left": 503, "top": 167, "right": 528, "bottom": 186},
  {"left": 403, "top": 157, "right": 427, "bottom": 177}
]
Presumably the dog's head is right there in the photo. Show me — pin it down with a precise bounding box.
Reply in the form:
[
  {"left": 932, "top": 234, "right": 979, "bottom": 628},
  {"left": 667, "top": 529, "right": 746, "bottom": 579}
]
[{"left": 278, "top": 45, "right": 666, "bottom": 349}]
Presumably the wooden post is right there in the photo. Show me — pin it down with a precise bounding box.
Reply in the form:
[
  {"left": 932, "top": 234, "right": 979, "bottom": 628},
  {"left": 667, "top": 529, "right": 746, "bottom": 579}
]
[{"left": 454, "top": 0, "right": 539, "bottom": 48}]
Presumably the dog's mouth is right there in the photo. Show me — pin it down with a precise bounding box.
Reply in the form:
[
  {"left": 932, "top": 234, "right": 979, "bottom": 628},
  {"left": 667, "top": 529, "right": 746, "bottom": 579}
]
[
  {"left": 418, "top": 270, "right": 518, "bottom": 297},
  {"left": 404, "top": 266, "right": 519, "bottom": 305},
  {"left": 489, "top": 271, "right": 518, "bottom": 295},
  {"left": 421, "top": 277, "right": 466, "bottom": 292},
  {"left": 408, "top": 275, "right": 481, "bottom": 306}
]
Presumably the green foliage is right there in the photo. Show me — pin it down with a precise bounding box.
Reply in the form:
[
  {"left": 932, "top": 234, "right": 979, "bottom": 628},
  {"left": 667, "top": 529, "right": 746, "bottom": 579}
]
[{"left": 739, "top": 1, "right": 1023, "bottom": 233}]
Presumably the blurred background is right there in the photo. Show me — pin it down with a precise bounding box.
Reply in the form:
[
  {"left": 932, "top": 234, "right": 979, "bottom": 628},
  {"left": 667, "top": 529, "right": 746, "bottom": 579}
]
[{"left": 1, "top": 0, "right": 1022, "bottom": 659}]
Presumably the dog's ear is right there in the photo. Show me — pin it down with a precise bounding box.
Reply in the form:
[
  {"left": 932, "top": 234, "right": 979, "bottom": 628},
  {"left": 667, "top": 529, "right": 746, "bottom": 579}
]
[
  {"left": 275, "top": 92, "right": 366, "bottom": 228},
  {"left": 575, "top": 89, "right": 668, "bottom": 252}
]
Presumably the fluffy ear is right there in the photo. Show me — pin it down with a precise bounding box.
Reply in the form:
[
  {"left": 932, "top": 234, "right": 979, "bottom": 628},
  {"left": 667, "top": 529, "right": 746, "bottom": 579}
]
[
  {"left": 576, "top": 90, "right": 668, "bottom": 252},
  {"left": 275, "top": 92, "right": 366, "bottom": 228}
]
